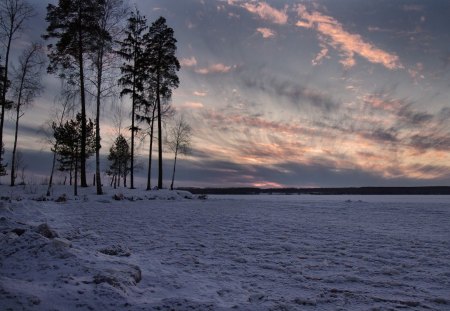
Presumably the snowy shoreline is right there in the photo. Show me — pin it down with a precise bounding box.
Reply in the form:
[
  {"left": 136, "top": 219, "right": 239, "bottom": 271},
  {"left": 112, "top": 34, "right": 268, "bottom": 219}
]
[{"left": 1, "top": 185, "right": 450, "bottom": 310}]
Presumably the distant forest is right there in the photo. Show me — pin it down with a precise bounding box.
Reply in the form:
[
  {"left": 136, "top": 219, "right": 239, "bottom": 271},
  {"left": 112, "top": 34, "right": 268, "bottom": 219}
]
[{"left": 181, "top": 187, "right": 450, "bottom": 195}]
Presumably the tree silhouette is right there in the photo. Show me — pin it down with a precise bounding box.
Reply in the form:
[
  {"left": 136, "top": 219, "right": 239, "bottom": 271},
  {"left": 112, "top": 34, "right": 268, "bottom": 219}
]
[
  {"left": 10, "top": 43, "right": 45, "bottom": 186},
  {"left": 117, "top": 8, "right": 147, "bottom": 189},
  {"left": 0, "top": 0, "right": 34, "bottom": 174},
  {"left": 146, "top": 17, "right": 180, "bottom": 189},
  {"left": 44, "top": 0, "right": 105, "bottom": 187},
  {"left": 53, "top": 113, "right": 95, "bottom": 196},
  {"left": 107, "top": 134, "right": 131, "bottom": 189},
  {"left": 89, "top": 0, "right": 127, "bottom": 195},
  {"left": 0, "top": 62, "right": 10, "bottom": 177},
  {"left": 167, "top": 116, "right": 191, "bottom": 191}
]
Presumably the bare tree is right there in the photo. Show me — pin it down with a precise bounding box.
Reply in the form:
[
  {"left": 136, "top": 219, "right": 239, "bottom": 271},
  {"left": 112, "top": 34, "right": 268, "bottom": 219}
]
[
  {"left": 41, "top": 82, "right": 77, "bottom": 196},
  {"left": 167, "top": 115, "right": 191, "bottom": 190},
  {"left": 10, "top": 43, "right": 45, "bottom": 186},
  {"left": 0, "top": 0, "right": 34, "bottom": 172},
  {"left": 87, "top": 0, "right": 127, "bottom": 195}
]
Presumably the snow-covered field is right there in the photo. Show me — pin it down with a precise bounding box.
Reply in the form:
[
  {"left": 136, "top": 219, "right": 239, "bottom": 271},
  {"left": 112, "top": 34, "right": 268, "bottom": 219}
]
[{"left": 1, "top": 185, "right": 449, "bottom": 310}]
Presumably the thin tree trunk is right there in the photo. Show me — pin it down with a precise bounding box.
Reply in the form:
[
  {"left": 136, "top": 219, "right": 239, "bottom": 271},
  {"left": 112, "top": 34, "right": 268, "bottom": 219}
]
[
  {"left": 77, "top": 9, "right": 87, "bottom": 188},
  {"left": 130, "top": 69, "right": 136, "bottom": 189},
  {"left": 10, "top": 98, "right": 22, "bottom": 187},
  {"left": 95, "top": 49, "right": 104, "bottom": 194},
  {"left": 157, "top": 70, "right": 163, "bottom": 189},
  {"left": 146, "top": 108, "right": 156, "bottom": 190},
  {"left": 170, "top": 149, "right": 178, "bottom": 191},
  {"left": 46, "top": 152, "right": 57, "bottom": 196},
  {"left": 74, "top": 153, "right": 78, "bottom": 196},
  {"left": 0, "top": 32, "right": 13, "bottom": 173}
]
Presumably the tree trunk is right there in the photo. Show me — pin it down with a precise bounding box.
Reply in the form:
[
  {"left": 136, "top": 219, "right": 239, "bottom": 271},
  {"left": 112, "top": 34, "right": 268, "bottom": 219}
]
[
  {"left": 95, "top": 49, "right": 103, "bottom": 194},
  {"left": 130, "top": 68, "right": 136, "bottom": 189},
  {"left": 170, "top": 149, "right": 178, "bottom": 191},
  {"left": 157, "top": 70, "right": 163, "bottom": 189},
  {"left": 74, "top": 152, "right": 78, "bottom": 196},
  {"left": 146, "top": 108, "right": 156, "bottom": 190},
  {"left": 10, "top": 96, "right": 22, "bottom": 186},
  {"left": 78, "top": 10, "right": 87, "bottom": 188},
  {"left": 46, "top": 152, "right": 57, "bottom": 196},
  {"left": 0, "top": 32, "right": 13, "bottom": 174}
]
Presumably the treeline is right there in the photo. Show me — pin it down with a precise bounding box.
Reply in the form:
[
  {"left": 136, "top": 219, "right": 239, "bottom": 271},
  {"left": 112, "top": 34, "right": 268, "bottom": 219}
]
[
  {"left": 181, "top": 187, "right": 450, "bottom": 195},
  {"left": 0, "top": 0, "right": 191, "bottom": 195}
]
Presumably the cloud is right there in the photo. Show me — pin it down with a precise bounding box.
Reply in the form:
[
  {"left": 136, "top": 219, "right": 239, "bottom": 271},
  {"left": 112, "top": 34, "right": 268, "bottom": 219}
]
[
  {"left": 241, "top": 74, "right": 339, "bottom": 112},
  {"left": 312, "top": 42, "right": 329, "bottom": 65},
  {"left": 180, "top": 57, "right": 197, "bottom": 67},
  {"left": 180, "top": 101, "right": 204, "bottom": 109},
  {"left": 240, "top": 1, "right": 288, "bottom": 25},
  {"left": 193, "top": 91, "right": 207, "bottom": 97},
  {"left": 256, "top": 27, "right": 275, "bottom": 38},
  {"left": 195, "top": 63, "right": 234, "bottom": 74},
  {"left": 296, "top": 5, "right": 403, "bottom": 70}
]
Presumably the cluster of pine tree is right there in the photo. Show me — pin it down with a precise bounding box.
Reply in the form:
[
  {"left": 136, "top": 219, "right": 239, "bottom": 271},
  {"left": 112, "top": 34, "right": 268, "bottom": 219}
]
[
  {"left": 0, "top": 0, "right": 183, "bottom": 196},
  {"left": 45, "top": 1, "right": 180, "bottom": 195}
]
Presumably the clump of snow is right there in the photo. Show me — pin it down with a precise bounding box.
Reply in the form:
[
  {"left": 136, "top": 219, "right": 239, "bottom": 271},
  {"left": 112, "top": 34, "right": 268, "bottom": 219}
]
[{"left": 1, "top": 187, "right": 450, "bottom": 310}]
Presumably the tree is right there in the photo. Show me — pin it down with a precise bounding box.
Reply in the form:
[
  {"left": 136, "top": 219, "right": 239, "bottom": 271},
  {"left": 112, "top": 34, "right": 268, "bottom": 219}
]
[
  {"left": 53, "top": 113, "right": 95, "bottom": 196},
  {"left": 10, "top": 43, "right": 45, "bottom": 186},
  {"left": 117, "top": 8, "right": 147, "bottom": 189},
  {"left": 146, "top": 17, "right": 180, "bottom": 189},
  {"left": 44, "top": 0, "right": 105, "bottom": 187},
  {"left": 41, "top": 82, "right": 77, "bottom": 196},
  {"left": 107, "top": 134, "right": 130, "bottom": 188},
  {"left": 0, "top": 62, "right": 10, "bottom": 177},
  {"left": 167, "top": 116, "right": 191, "bottom": 190},
  {"left": 0, "top": 0, "right": 34, "bottom": 173},
  {"left": 137, "top": 94, "right": 174, "bottom": 190},
  {"left": 87, "top": 0, "right": 127, "bottom": 195}
]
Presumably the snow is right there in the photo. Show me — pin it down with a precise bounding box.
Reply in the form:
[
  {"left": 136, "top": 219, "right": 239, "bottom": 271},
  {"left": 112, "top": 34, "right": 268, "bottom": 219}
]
[{"left": 1, "top": 185, "right": 450, "bottom": 310}]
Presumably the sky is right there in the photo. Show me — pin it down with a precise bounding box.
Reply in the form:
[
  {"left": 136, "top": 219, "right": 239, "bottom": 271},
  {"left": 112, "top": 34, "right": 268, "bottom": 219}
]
[{"left": 2, "top": 0, "right": 450, "bottom": 188}]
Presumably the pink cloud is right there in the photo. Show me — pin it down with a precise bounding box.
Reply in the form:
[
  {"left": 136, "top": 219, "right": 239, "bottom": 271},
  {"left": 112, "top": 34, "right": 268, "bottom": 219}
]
[
  {"left": 180, "top": 56, "right": 197, "bottom": 67},
  {"left": 195, "top": 63, "right": 234, "bottom": 74},
  {"left": 296, "top": 5, "right": 403, "bottom": 70},
  {"left": 193, "top": 91, "right": 207, "bottom": 97},
  {"left": 312, "top": 42, "right": 329, "bottom": 65},
  {"left": 241, "top": 2, "right": 288, "bottom": 25},
  {"left": 256, "top": 27, "right": 276, "bottom": 38},
  {"left": 180, "top": 101, "right": 204, "bottom": 109}
]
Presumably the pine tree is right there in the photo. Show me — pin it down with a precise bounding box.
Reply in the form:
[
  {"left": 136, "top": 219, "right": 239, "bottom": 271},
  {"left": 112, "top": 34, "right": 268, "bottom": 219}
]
[
  {"left": 53, "top": 113, "right": 95, "bottom": 195},
  {"left": 107, "top": 134, "right": 130, "bottom": 188},
  {"left": 146, "top": 17, "right": 180, "bottom": 189},
  {"left": 44, "top": 0, "right": 105, "bottom": 187},
  {"left": 117, "top": 8, "right": 147, "bottom": 189}
]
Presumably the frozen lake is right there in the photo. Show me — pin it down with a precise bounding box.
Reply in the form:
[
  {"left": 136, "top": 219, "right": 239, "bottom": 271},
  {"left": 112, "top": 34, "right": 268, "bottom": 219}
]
[{"left": 1, "top": 191, "right": 450, "bottom": 310}]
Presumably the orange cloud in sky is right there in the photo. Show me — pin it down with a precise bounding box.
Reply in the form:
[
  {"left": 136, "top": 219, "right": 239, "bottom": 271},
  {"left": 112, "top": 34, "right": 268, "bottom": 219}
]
[
  {"left": 194, "top": 106, "right": 450, "bottom": 181},
  {"left": 195, "top": 63, "right": 234, "bottom": 74},
  {"left": 296, "top": 5, "right": 403, "bottom": 70},
  {"left": 256, "top": 27, "right": 276, "bottom": 38},
  {"left": 193, "top": 91, "right": 207, "bottom": 97},
  {"left": 241, "top": 2, "right": 288, "bottom": 24},
  {"left": 180, "top": 56, "right": 197, "bottom": 67},
  {"left": 180, "top": 101, "right": 204, "bottom": 109}
]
